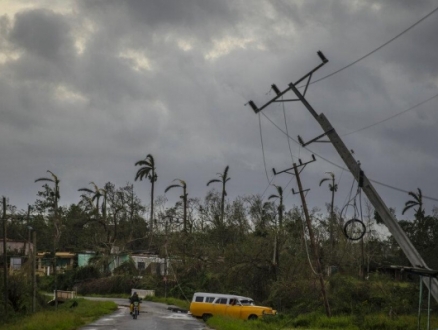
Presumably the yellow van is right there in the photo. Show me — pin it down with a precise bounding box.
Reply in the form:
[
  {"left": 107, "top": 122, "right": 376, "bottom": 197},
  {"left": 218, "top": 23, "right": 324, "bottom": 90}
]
[{"left": 189, "top": 292, "right": 277, "bottom": 321}]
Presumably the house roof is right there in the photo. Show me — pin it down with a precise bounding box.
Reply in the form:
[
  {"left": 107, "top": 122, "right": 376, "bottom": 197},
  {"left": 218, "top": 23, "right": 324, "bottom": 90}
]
[{"left": 37, "top": 252, "right": 76, "bottom": 258}]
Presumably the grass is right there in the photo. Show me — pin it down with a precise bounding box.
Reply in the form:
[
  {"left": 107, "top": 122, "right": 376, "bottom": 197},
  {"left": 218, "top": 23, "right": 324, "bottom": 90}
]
[
  {"left": 0, "top": 298, "right": 118, "bottom": 330},
  {"left": 143, "top": 295, "right": 191, "bottom": 310},
  {"left": 77, "top": 292, "right": 130, "bottom": 299},
  {"left": 203, "top": 313, "right": 438, "bottom": 330}
]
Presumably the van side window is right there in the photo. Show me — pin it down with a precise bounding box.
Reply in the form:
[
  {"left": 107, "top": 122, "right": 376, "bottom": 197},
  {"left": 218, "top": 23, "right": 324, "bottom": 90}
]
[
  {"left": 195, "top": 296, "right": 204, "bottom": 302},
  {"left": 216, "top": 298, "right": 227, "bottom": 304},
  {"left": 206, "top": 297, "right": 215, "bottom": 303}
]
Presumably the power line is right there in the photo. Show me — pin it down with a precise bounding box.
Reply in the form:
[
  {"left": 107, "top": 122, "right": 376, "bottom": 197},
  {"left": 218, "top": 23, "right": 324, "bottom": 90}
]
[
  {"left": 281, "top": 98, "right": 295, "bottom": 163},
  {"left": 258, "top": 113, "right": 270, "bottom": 183},
  {"left": 260, "top": 174, "right": 276, "bottom": 199},
  {"left": 368, "top": 179, "right": 438, "bottom": 203},
  {"left": 341, "top": 92, "right": 438, "bottom": 136},
  {"left": 303, "top": 5, "right": 438, "bottom": 87},
  {"left": 260, "top": 112, "right": 438, "bottom": 203}
]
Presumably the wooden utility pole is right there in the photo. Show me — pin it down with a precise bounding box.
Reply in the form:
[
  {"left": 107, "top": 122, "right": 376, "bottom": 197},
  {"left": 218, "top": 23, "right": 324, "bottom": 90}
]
[
  {"left": 272, "top": 159, "right": 331, "bottom": 317},
  {"left": 247, "top": 51, "right": 438, "bottom": 302},
  {"left": 2, "top": 197, "right": 8, "bottom": 317},
  {"left": 292, "top": 163, "right": 331, "bottom": 317},
  {"left": 32, "top": 230, "right": 37, "bottom": 313}
]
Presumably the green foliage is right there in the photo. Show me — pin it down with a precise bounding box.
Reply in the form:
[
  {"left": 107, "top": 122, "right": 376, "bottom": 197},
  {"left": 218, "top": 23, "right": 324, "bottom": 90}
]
[
  {"left": 328, "top": 273, "right": 419, "bottom": 316},
  {"left": 74, "top": 265, "right": 101, "bottom": 281},
  {"left": 5, "top": 178, "right": 438, "bottom": 329},
  {"left": 144, "top": 295, "right": 190, "bottom": 310},
  {"left": 207, "top": 315, "right": 272, "bottom": 330},
  {"left": 76, "top": 274, "right": 160, "bottom": 296},
  {"left": 202, "top": 313, "right": 438, "bottom": 330},
  {"left": 77, "top": 275, "right": 140, "bottom": 295},
  {"left": 113, "top": 259, "right": 137, "bottom": 276},
  {"left": 0, "top": 298, "right": 117, "bottom": 330},
  {"left": 0, "top": 272, "right": 46, "bottom": 318}
]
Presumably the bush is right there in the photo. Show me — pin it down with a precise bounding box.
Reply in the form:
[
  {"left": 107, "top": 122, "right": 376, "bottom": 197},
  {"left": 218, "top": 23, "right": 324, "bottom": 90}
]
[
  {"left": 268, "top": 279, "right": 321, "bottom": 315},
  {"left": 76, "top": 273, "right": 161, "bottom": 296}
]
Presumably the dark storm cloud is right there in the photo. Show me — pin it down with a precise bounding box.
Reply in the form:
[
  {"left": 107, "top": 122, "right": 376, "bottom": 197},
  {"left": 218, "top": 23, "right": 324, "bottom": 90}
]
[
  {"left": 9, "top": 9, "right": 74, "bottom": 61},
  {"left": 79, "top": 0, "right": 239, "bottom": 33},
  {"left": 0, "top": 0, "right": 437, "bottom": 220}
]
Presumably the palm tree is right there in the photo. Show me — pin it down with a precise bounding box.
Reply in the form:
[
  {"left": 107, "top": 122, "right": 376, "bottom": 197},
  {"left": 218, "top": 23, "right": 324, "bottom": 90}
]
[
  {"left": 165, "top": 179, "right": 187, "bottom": 233},
  {"left": 268, "top": 185, "right": 284, "bottom": 274},
  {"left": 319, "top": 172, "right": 337, "bottom": 218},
  {"left": 206, "top": 165, "right": 230, "bottom": 226},
  {"left": 135, "top": 154, "right": 157, "bottom": 242},
  {"left": 78, "top": 182, "right": 104, "bottom": 217},
  {"left": 320, "top": 172, "right": 338, "bottom": 246},
  {"left": 402, "top": 188, "right": 425, "bottom": 220},
  {"left": 35, "top": 170, "right": 60, "bottom": 308},
  {"left": 268, "top": 185, "right": 284, "bottom": 229}
]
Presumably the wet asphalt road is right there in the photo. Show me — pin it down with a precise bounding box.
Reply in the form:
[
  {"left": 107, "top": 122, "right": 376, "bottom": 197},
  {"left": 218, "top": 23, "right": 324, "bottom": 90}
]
[{"left": 78, "top": 297, "right": 209, "bottom": 330}]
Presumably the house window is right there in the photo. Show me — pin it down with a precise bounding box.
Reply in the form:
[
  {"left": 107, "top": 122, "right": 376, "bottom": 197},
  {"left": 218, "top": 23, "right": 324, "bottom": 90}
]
[
  {"left": 11, "top": 258, "right": 22, "bottom": 270},
  {"left": 138, "top": 262, "right": 145, "bottom": 270}
]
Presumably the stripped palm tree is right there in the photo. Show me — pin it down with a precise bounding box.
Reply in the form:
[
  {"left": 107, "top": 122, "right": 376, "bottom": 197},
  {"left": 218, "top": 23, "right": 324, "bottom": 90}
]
[
  {"left": 35, "top": 170, "right": 60, "bottom": 308},
  {"left": 78, "top": 182, "right": 103, "bottom": 217},
  {"left": 135, "top": 154, "right": 157, "bottom": 243},
  {"left": 268, "top": 185, "right": 284, "bottom": 230},
  {"left": 78, "top": 182, "right": 108, "bottom": 233},
  {"left": 268, "top": 185, "right": 285, "bottom": 274},
  {"left": 320, "top": 172, "right": 338, "bottom": 246},
  {"left": 165, "top": 179, "right": 187, "bottom": 233},
  {"left": 402, "top": 188, "right": 425, "bottom": 221},
  {"left": 206, "top": 165, "right": 230, "bottom": 226}
]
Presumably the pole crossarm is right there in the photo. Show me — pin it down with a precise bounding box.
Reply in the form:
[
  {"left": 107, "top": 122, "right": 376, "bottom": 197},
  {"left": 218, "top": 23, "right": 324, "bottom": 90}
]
[
  {"left": 298, "top": 129, "right": 333, "bottom": 147},
  {"left": 273, "top": 155, "right": 316, "bottom": 176},
  {"left": 248, "top": 51, "right": 328, "bottom": 114}
]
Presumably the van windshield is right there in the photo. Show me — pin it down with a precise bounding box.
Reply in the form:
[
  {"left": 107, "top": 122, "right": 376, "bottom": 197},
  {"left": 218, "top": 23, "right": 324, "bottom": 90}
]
[{"left": 239, "top": 299, "right": 254, "bottom": 306}]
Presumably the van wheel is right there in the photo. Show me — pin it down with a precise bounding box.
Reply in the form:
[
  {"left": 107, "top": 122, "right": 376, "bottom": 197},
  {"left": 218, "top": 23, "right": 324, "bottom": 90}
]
[
  {"left": 202, "top": 314, "right": 212, "bottom": 322},
  {"left": 248, "top": 314, "right": 258, "bottom": 320}
]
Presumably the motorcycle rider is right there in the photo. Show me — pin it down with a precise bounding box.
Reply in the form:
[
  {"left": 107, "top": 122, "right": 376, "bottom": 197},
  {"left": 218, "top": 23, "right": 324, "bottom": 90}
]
[{"left": 129, "top": 292, "right": 141, "bottom": 314}]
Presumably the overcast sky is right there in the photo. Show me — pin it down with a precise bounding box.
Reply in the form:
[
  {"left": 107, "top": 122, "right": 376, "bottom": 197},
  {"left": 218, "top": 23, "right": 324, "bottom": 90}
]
[{"left": 1, "top": 0, "right": 437, "bottom": 224}]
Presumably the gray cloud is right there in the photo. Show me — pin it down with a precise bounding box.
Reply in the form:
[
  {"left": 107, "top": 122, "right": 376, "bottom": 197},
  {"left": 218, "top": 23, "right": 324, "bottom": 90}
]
[
  {"left": 10, "top": 9, "right": 74, "bottom": 61},
  {"left": 0, "top": 0, "right": 437, "bottom": 221}
]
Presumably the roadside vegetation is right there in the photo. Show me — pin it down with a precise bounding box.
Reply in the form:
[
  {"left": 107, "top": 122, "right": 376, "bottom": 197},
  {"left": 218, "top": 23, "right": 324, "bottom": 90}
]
[
  {"left": 0, "top": 298, "right": 117, "bottom": 330},
  {"left": 205, "top": 313, "right": 438, "bottom": 330},
  {"left": 2, "top": 160, "right": 438, "bottom": 329}
]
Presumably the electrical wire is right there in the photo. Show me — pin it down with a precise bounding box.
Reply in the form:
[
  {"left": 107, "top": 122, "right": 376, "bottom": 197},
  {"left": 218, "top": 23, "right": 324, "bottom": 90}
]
[
  {"left": 258, "top": 113, "right": 270, "bottom": 183},
  {"left": 260, "top": 111, "right": 438, "bottom": 203},
  {"left": 301, "top": 5, "right": 438, "bottom": 87},
  {"left": 299, "top": 207, "right": 319, "bottom": 276},
  {"left": 341, "top": 92, "right": 438, "bottom": 137},
  {"left": 281, "top": 98, "right": 295, "bottom": 163},
  {"left": 369, "top": 179, "right": 438, "bottom": 203},
  {"left": 342, "top": 177, "right": 358, "bottom": 219},
  {"left": 164, "top": 242, "right": 190, "bottom": 303},
  {"left": 260, "top": 174, "right": 276, "bottom": 199}
]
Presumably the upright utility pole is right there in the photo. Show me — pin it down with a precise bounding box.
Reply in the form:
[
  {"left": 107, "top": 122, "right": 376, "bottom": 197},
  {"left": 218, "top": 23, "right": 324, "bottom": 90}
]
[
  {"left": 32, "top": 230, "right": 37, "bottom": 313},
  {"left": 273, "top": 159, "right": 331, "bottom": 317},
  {"left": 247, "top": 51, "right": 438, "bottom": 302},
  {"left": 2, "top": 197, "right": 8, "bottom": 317}
]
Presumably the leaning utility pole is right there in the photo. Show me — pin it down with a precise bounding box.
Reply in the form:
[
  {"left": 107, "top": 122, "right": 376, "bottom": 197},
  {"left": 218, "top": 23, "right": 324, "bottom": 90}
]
[
  {"left": 247, "top": 51, "right": 438, "bottom": 302},
  {"left": 273, "top": 158, "right": 331, "bottom": 317}
]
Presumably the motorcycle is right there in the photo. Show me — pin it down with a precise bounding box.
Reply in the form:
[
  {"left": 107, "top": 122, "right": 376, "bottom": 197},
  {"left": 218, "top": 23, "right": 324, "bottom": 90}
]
[{"left": 132, "top": 301, "right": 139, "bottom": 319}]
